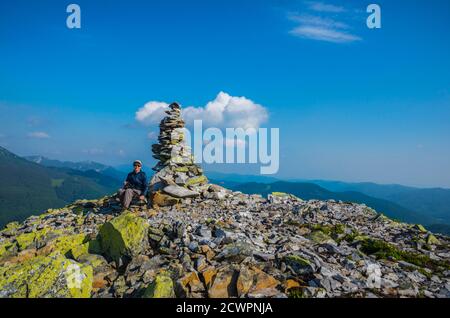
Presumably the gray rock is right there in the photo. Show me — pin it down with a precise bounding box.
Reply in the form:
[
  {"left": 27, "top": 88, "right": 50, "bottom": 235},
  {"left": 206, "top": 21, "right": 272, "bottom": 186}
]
[{"left": 163, "top": 185, "right": 200, "bottom": 198}]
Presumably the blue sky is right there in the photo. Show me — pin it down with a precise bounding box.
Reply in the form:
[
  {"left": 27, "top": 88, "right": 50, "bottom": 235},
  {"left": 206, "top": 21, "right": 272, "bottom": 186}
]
[{"left": 0, "top": 0, "right": 449, "bottom": 187}]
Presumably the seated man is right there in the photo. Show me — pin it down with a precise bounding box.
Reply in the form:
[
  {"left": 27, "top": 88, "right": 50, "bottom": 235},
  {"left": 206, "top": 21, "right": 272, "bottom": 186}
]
[{"left": 118, "top": 160, "right": 147, "bottom": 209}]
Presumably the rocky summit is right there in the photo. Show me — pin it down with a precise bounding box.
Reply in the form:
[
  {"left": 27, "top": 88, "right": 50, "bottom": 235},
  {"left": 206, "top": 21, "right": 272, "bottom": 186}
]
[
  {"left": 1, "top": 188, "right": 450, "bottom": 298},
  {"left": 1, "top": 105, "right": 450, "bottom": 299}
]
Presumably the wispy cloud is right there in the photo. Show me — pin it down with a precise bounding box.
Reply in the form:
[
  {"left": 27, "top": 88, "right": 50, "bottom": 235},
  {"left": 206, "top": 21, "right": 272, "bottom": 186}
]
[
  {"left": 288, "top": 13, "right": 349, "bottom": 29},
  {"left": 28, "top": 131, "right": 50, "bottom": 139},
  {"left": 289, "top": 25, "right": 361, "bottom": 43},
  {"left": 287, "top": 2, "right": 361, "bottom": 43},
  {"left": 305, "top": 1, "right": 346, "bottom": 13}
]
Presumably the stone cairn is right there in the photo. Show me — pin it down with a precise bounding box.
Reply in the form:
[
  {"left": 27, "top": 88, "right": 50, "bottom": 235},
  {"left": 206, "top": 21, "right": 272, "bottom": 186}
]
[{"left": 148, "top": 102, "right": 213, "bottom": 206}]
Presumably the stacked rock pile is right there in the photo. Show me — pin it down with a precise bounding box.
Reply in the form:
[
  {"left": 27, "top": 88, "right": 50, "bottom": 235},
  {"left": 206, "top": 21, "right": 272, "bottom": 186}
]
[{"left": 149, "top": 102, "right": 215, "bottom": 207}]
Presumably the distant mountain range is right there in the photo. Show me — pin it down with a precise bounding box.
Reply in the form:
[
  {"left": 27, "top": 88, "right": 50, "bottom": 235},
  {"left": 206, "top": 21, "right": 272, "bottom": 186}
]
[
  {"left": 0, "top": 147, "right": 122, "bottom": 227},
  {"left": 1, "top": 146, "right": 450, "bottom": 235},
  {"left": 26, "top": 155, "right": 126, "bottom": 181}
]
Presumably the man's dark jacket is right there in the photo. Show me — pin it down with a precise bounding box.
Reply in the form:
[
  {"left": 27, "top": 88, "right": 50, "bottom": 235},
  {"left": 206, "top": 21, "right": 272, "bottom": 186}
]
[{"left": 125, "top": 171, "right": 148, "bottom": 195}]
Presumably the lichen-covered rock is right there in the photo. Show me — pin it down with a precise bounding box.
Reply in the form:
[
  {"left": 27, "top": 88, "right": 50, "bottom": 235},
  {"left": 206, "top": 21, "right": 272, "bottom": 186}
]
[
  {"left": 15, "top": 230, "right": 46, "bottom": 251},
  {"left": 41, "top": 233, "right": 88, "bottom": 256},
  {"left": 1, "top": 174, "right": 450, "bottom": 299},
  {"left": 98, "top": 212, "right": 149, "bottom": 264},
  {"left": 308, "top": 230, "right": 335, "bottom": 244},
  {"left": 426, "top": 234, "right": 440, "bottom": 245},
  {"left": 152, "top": 191, "right": 180, "bottom": 207},
  {"left": 0, "top": 240, "right": 15, "bottom": 259},
  {"left": 414, "top": 224, "right": 427, "bottom": 233},
  {"left": 284, "top": 255, "right": 316, "bottom": 275},
  {"left": 208, "top": 265, "right": 239, "bottom": 298},
  {"left": 0, "top": 252, "right": 93, "bottom": 298},
  {"left": 143, "top": 271, "right": 175, "bottom": 298}
]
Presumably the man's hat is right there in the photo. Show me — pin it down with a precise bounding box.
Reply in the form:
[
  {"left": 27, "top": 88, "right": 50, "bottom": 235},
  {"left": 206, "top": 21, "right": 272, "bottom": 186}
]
[{"left": 133, "top": 160, "right": 142, "bottom": 167}]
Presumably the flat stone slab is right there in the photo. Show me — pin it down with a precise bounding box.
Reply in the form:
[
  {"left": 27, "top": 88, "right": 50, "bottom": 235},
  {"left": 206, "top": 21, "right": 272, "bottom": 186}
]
[{"left": 163, "top": 185, "right": 200, "bottom": 198}]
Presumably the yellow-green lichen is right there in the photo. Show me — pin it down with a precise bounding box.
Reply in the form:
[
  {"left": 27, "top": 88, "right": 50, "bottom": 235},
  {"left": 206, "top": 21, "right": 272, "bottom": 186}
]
[
  {"left": 0, "top": 240, "right": 15, "bottom": 259},
  {"left": 0, "top": 252, "right": 93, "bottom": 298},
  {"left": 143, "top": 272, "right": 175, "bottom": 298},
  {"left": 98, "top": 212, "right": 149, "bottom": 264},
  {"left": 186, "top": 175, "right": 208, "bottom": 186},
  {"left": 308, "top": 230, "right": 334, "bottom": 244},
  {"left": 46, "top": 233, "right": 88, "bottom": 256}
]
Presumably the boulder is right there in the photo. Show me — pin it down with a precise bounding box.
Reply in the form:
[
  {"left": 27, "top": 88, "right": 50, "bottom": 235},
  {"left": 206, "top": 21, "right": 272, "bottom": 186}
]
[
  {"left": 152, "top": 191, "right": 180, "bottom": 207},
  {"left": 284, "top": 254, "right": 316, "bottom": 275},
  {"left": 143, "top": 271, "right": 175, "bottom": 298},
  {"left": 0, "top": 252, "right": 93, "bottom": 298},
  {"left": 215, "top": 242, "right": 253, "bottom": 263},
  {"left": 98, "top": 212, "right": 149, "bottom": 264},
  {"left": 237, "top": 266, "right": 280, "bottom": 297},
  {"left": 163, "top": 185, "right": 200, "bottom": 198},
  {"left": 208, "top": 265, "right": 239, "bottom": 298}
]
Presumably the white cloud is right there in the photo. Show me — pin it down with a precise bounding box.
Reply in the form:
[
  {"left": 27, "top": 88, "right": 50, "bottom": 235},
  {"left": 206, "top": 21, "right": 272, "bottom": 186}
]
[
  {"left": 288, "top": 13, "right": 348, "bottom": 29},
  {"left": 136, "top": 92, "right": 269, "bottom": 129},
  {"left": 287, "top": 4, "right": 361, "bottom": 43},
  {"left": 28, "top": 131, "right": 50, "bottom": 139},
  {"left": 135, "top": 101, "right": 170, "bottom": 126},
  {"left": 305, "top": 1, "right": 346, "bottom": 13},
  {"left": 290, "top": 25, "right": 361, "bottom": 43}
]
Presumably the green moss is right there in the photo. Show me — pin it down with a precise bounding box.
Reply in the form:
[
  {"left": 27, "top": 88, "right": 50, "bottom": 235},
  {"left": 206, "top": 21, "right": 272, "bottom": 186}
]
[
  {"left": 308, "top": 223, "right": 346, "bottom": 237},
  {"left": 288, "top": 287, "right": 305, "bottom": 298},
  {"left": 308, "top": 230, "right": 334, "bottom": 244},
  {"left": 360, "top": 238, "right": 450, "bottom": 271},
  {"left": 285, "top": 255, "right": 311, "bottom": 267},
  {"left": 174, "top": 167, "right": 189, "bottom": 172},
  {"left": 143, "top": 272, "right": 175, "bottom": 298},
  {"left": 336, "top": 228, "right": 368, "bottom": 244}
]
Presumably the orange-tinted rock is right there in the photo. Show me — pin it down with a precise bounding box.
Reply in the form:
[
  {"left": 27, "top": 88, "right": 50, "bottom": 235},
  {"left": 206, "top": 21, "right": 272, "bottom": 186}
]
[
  {"left": 207, "top": 265, "right": 238, "bottom": 298},
  {"left": 236, "top": 266, "right": 254, "bottom": 296},
  {"left": 284, "top": 279, "right": 301, "bottom": 291},
  {"left": 251, "top": 268, "right": 280, "bottom": 291},
  {"left": 152, "top": 191, "right": 179, "bottom": 207},
  {"left": 200, "top": 266, "right": 217, "bottom": 288},
  {"left": 200, "top": 244, "right": 215, "bottom": 260}
]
